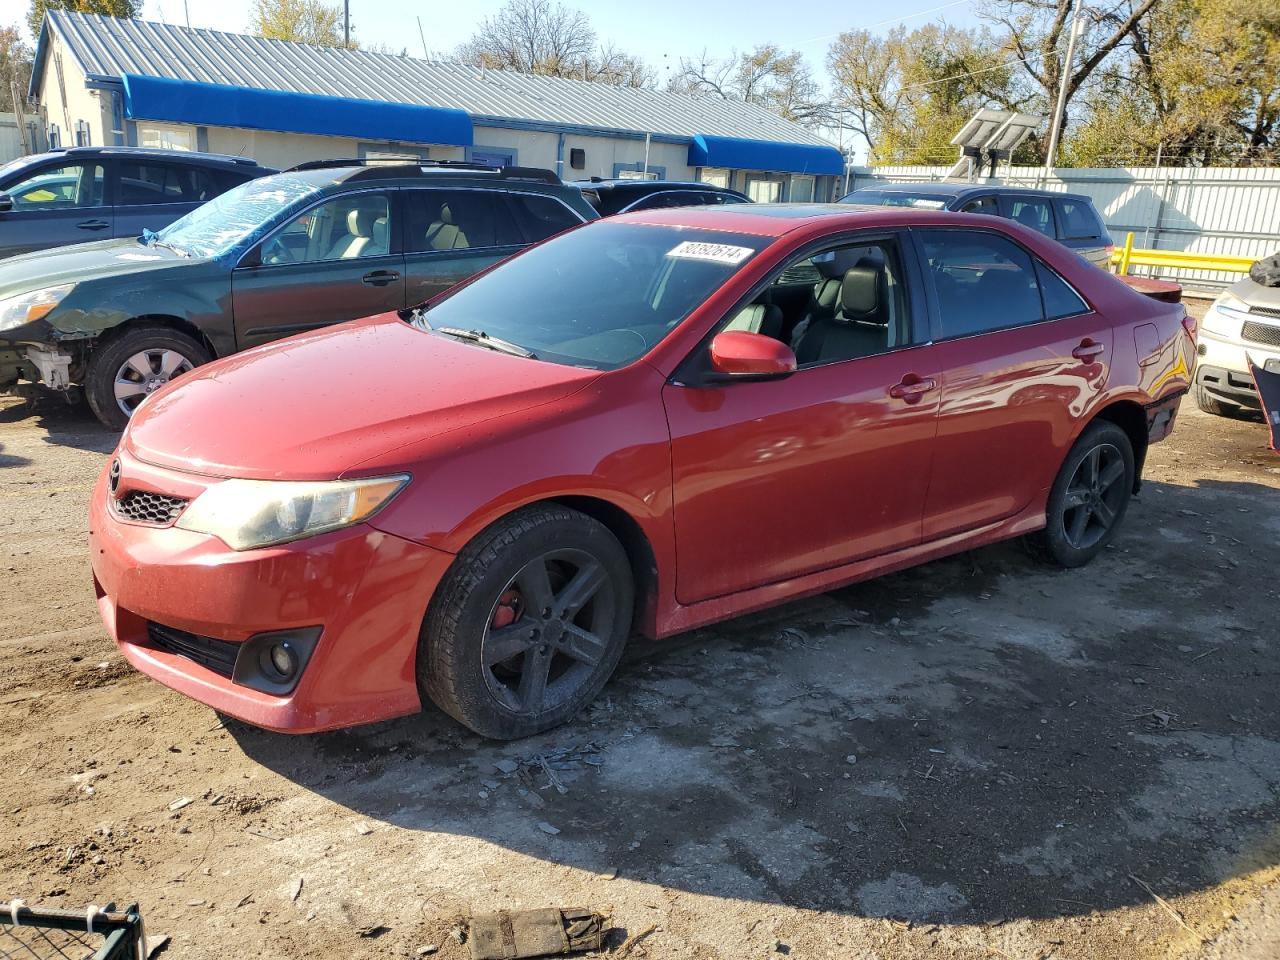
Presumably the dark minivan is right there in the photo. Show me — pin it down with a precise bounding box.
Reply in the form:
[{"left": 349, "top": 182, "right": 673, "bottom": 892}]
[
  {"left": 0, "top": 146, "right": 274, "bottom": 259},
  {"left": 839, "top": 182, "right": 1113, "bottom": 268}
]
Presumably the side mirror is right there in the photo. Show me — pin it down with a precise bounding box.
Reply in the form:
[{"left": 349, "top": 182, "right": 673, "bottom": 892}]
[
  {"left": 0, "top": 194, "right": 12, "bottom": 214},
  {"left": 708, "top": 330, "right": 797, "bottom": 380}
]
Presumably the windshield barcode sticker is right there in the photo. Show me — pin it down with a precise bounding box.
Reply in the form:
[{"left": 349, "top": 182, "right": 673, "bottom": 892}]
[{"left": 666, "top": 241, "right": 754, "bottom": 265}]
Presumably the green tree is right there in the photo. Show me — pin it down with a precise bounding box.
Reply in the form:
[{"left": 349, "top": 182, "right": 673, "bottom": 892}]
[
  {"left": 250, "top": 0, "right": 347, "bottom": 47},
  {"left": 26, "top": 0, "right": 140, "bottom": 38}
]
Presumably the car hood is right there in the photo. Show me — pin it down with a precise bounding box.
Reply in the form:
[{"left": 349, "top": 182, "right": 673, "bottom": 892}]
[
  {"left": 0, "top": 237, "right": 205, "bottom": 299},
  {"left": 125, "top": 313, "right": 602, "bottom": 480},
  {"left": 1230, "top": 275, "right": 1280, "bottom": 311}
]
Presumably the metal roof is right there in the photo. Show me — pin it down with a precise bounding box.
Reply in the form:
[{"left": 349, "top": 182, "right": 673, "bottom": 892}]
[{"left": 37, "top": 12, "right": 834, "bottom": 148}]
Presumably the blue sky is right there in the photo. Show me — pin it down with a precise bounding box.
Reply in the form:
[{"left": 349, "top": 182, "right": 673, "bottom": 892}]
[{"left": 144, "top": 0, "right": 985, "bottom": 80}]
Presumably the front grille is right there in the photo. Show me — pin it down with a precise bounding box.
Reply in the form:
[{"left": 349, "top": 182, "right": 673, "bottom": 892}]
[
  {"left": 1242, "top": 320, "right": 1280, "bottom": 348},
  {"left": 112, "top": 490, "right": 188, "bottom": 525},
  {"left": 1248, "top": 304, "right": 1280, "bottom": 320},
  {"left": 146, "top": 622, "right": 239, "bottom": 678}
]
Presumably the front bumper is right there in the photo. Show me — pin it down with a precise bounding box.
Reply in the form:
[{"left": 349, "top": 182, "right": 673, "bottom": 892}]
[{"left": 88, "top": 451, "right": 455, "bottom": 732}]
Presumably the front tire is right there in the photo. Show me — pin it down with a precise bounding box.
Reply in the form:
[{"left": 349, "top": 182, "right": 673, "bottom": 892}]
[
  {"left": 1193, "top": 382, "right": 1245, "bottom": 419},
  {"left": 1026, "top": 421, "right": 1135, "bottom": 568},
  {"left": 85, "top": 325, "right": 211, "bottom": 430},
  {"left": 419, "top": 505, "right": 634, "bottom": 739}
]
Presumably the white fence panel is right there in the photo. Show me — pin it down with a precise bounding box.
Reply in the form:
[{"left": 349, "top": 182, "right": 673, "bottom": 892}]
[
  {"left": 847, "top": 165, "right": 1280, "bottom": 289},
  {"left": 0, "top": 113, "right": 46, "bottom": 164}
]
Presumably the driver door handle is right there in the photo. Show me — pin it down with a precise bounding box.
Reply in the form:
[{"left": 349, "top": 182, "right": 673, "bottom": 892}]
[
  {"left": 889, "top": 375, "right": 937, "bottom": 403},
  {"left": 362, "top": 270, "right": 401, "bottom": 286},
  {"left": 77, "top": 219, "right": 110, "bottom": 231}
]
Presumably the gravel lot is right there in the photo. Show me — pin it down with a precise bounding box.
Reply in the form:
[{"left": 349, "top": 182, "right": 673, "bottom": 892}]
[{"left": 2, "top": 303, "right": 1279, "bottom": 959}]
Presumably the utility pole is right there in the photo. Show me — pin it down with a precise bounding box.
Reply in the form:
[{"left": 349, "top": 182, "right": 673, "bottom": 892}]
[
  {"left": 343, "top": 0, "right": 350, "bottom": 47},
  {"left": 1045, "top": 1, "right": 1086, "bottom": 170}
]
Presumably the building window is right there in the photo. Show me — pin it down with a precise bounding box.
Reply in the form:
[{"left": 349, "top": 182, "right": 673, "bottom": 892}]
[
  {"left": 359, "top": 143, "right": 429, "bottom": 162},
  {"left": 698, "top": 167, "right": 730, "bottom": 189},
  {"left": 138, "top": 124, "right": 196, "bottom": 152},
  {"left": 745, "top": 176, "right": 782, "bottom": 203},
  {"left": 613, "top": 162, "right": 665, "bottom": 180},
  {"left": 790, "top": 175, "right": 815, "bottom": 203},
  {"left": 469, "top": 147, "right": 516, "bottom": 168},
  {"left": 48, "top": 123, "right": 60, "bottom": 148},
  {"left": 74, "top": 120, "right": 91, "bottom": 146}
]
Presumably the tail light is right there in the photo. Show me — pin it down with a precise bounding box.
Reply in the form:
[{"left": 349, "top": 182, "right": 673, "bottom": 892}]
[
  {"left": 1181, "top": 313, "right": 1198, "bottom": 344},
  {"left": 1105, "top": 243, "right": 1115, "bottom": 255}
]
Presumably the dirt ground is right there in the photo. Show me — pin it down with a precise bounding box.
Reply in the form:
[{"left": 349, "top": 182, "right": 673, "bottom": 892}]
[{"left": 2, "top": 302, "right": 1279, "bottom": 959}]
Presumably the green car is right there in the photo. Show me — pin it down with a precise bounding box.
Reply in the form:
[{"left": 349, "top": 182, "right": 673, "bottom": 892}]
[{"left": 0, "top": 160, "right": 596, "bottom": 427}]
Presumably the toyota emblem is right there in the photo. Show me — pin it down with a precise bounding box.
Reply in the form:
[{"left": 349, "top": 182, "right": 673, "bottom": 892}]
[{"left": 108, "top": 459, "right": 121, "bottom": 495}]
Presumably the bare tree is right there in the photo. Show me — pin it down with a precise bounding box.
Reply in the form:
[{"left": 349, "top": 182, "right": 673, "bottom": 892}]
[
  {"left": 455, "top": 0, "right": 653, "bottom": 86},
  {"left": 669, "top": 44, "right": 826, "bottom": 126}
]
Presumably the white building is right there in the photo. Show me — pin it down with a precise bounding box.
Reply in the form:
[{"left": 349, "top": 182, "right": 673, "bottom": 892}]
[{"left": 30, "top": 12, "right": 844, "bottom": 200}]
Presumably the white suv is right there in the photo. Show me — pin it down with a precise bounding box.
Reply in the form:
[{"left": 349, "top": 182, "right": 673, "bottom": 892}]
[{"left": 1195, "top": 278, "right": 1280, "bottom": 416}]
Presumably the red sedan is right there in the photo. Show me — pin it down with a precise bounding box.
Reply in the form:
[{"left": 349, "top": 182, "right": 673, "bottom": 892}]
[{"left": 89, "top": 205, "right": 1195, "bottom": 739}]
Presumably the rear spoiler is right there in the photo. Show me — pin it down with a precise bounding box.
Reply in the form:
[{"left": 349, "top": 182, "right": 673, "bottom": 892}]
[{"left": 1117, "top": 275, "right": 1182, "bottom": 304}]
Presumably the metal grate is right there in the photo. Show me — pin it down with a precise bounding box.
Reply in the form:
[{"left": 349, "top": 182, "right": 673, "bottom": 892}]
[
  {"left": 0, "top": 904, "right": 144, "bottom": 960},
  {"left": 111, "top": 490, "right": 188, "bottom": 525},
  {"left": 1242, "top": 320, "right": 1280, "bottom": 348},
  {"left": 1248, "top": 304, "right": 1280, "bottom": 320},
  {"left": 147, "top": 622, "right": 240, "bottom": 678}
]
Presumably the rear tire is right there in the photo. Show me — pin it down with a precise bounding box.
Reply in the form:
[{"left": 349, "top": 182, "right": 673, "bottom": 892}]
[
  {"left": 418, "top": 505, "right": 633, "bottom": 740},
  {"left": 1026, "top": 421, "right": 1135, "bottom": 568},
  {"left": 85, "top": 325, "right": 211, "bottom": 430}
]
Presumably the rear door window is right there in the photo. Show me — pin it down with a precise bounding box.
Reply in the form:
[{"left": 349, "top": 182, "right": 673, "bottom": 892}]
[
  {"left": 1055, "top": 197, "right": 1106, "bottom": 240},
  {"left": 507, "top": 193, "right": 584, "bottom": 244},
  {"left": 404, "top": 189, "right": 521, "bottom": 251},
  {"left": 117, "top": 162, "right": 218, "bottom": 205},
  {"left": 919, "top": 229, "right": 1045, "bottom": 338},
  {"left": 1004, "top": 196, "right": 1056, "bottom": 237},
  {"left": 959, "top": 195, "right": 998, "bottom": 215}
]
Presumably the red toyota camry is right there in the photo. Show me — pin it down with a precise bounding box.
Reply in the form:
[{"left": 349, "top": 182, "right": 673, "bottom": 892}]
[{"left": 89, "top": 205, "right": 1195, "bottom": 739}]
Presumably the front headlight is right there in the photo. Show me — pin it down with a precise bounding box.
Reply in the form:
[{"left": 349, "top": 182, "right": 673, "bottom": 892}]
[
  {"left": 175, "top": 474, "right": 410, "bottom": 550},
  {"left": 1202, "top": 292, "right": 1250, "bottom": 336},
  {"left": 0, "top": 283, "right": 76, "bottom": 333}
]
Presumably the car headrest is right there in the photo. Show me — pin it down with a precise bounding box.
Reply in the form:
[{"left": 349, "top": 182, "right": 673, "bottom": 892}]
[
  {"left": 840, "top": 266, "right": 880, "bottom": 318},
  {"left": 438, "top": 203, "right": 454, "bottom": 225},
  {"left": 814, "top": 245, "right": 883, "bottom": 280},
  {"left": 347, "top": 207, "right": 378, "bottom": 237}
]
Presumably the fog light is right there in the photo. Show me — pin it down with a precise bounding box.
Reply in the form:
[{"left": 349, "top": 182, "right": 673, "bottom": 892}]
[
  {"left": 231, "top": 627, "right": 321, "bottom": 695},
  {"left": 265, "top": 641, "right": 297, "bottom": 680}
]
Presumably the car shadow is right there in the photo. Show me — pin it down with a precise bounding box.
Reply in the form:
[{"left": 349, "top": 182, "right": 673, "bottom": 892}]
[
  {"left": 0, "top": 392, "right": 117, "bottom": 455},
  {"left": 226, "top": 476, "right": 1280, "bottom": 926}
]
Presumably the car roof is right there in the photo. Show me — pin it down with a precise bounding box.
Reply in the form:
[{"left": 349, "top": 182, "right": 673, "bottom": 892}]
[
  {"left": 577, "top": 179, "right": 738, "bottom": 192},
  {"left": 279, "top": 161, "right": 574, "bottom": 193},
  {"left": 612, "top": 202, "right": 975, "bottom": 237},
  {"left": 849, "top": 181, "right": 1094, "bottom": 203},
  {"left": 40, "top": 146, "right": 271, "bottom": 170}
]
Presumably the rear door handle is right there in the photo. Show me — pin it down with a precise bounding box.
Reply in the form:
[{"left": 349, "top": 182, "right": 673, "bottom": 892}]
[
  {"left": 77, "top": 219, "right": 110, "bottom": 231},
  {"left": 362, "top": 270, "right": 401, "bottom": 286},
  {"left": 1072, "top": 339, "right": 1106, "bottom": 360},
  {"left": 889, "top": 376, "right": 937, "bottom": 403}
]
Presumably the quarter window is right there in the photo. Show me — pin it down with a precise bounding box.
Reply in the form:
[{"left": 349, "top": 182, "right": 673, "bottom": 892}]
[
  {"left": 1036, "top": 261, "right": 1089, "bottom": 319},
  {"left": 1055, "top": 198, "right": 1105, "bottom": 240},
  {"left": 6, "top": 162, "right": 104, "bottom": 209}
]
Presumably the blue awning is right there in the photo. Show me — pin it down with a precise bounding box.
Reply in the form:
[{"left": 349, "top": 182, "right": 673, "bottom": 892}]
[
  {"left": 689, "top": 134, "right": 843, "bottom": 176},
  {"left": 121, "top": 74, "right": 473, "bottom": 147}
]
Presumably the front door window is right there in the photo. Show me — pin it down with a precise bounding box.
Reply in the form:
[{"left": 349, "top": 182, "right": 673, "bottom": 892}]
[
  {"left": 6, "top": 163, "right": 105, "bottom": 209},
  {"left": 262, "top": 193, "right": 392, "bottom": 265}
]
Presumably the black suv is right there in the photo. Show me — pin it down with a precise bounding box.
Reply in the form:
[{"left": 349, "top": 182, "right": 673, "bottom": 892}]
[
  {"left": 0, "top": 146, "right": 275, "bottom": 259},
  {"left": 0, "top": 160, "right": 597, "bottom": 427},
  {"left": 839, "top": 182, "right": 1114, "bottom": 268},
  {"left": 576, "top": 179, "right": 751, "bottom": 216}
]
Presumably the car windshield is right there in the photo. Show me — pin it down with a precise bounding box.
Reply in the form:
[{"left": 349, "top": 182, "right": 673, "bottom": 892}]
[
  {"left": 417, "top": 222, "right": 768, "bottom": 369},
  {"left": 153, "top": 174, "right": 320, "bottom": 258},
  {"left": 840, "top": 189, "right": 950, "bottom": 209}
]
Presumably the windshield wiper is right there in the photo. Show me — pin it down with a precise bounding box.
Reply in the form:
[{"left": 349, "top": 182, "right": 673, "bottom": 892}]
[
  {"left": 140, "top": 228, "right": 190, "bottom": 258},
  {"left": 436, "top": 326, "right": 535, "bottom": 359}
]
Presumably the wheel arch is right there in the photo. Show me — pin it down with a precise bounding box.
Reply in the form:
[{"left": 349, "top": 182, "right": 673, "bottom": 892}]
[
  {"left": 93, "top": 314, "right": 218, "bottom": 361},
  {"left": 1087, "top": 398, "right": 1148, "bottom": 493}
]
